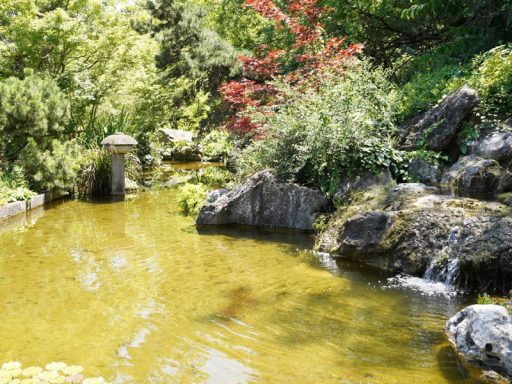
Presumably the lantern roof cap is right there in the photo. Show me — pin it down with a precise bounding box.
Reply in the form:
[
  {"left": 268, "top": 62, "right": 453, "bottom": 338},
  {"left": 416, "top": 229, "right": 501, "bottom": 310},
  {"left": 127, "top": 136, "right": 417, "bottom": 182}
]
[{"left": 101, "top": 132, "right": 137, "bottom": 146}]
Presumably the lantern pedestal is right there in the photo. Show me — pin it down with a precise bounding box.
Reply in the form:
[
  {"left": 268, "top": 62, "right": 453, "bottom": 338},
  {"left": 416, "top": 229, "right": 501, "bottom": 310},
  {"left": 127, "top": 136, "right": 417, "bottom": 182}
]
[{"left": 101, "top": 132, "right": 138, "bottom": 196}]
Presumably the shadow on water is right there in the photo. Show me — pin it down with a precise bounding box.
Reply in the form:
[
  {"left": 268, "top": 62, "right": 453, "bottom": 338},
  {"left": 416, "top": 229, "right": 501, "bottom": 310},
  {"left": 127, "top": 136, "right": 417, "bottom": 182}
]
[
  {"left": 78, "top": 195, "right": 128, "bottom": 205},
  {"left": 196, "top": 225, "right": 314, "bottom": 250},
  {"left": 436, "top": 344, "right": 475, "bottom": 383}
]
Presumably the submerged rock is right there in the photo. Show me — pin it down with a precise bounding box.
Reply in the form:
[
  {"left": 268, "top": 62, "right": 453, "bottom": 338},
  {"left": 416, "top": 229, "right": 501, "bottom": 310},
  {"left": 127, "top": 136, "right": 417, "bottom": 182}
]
[
  {"left": 401, "top": 86, "right": 479, "bottom": 152},
  {"left": 315, "top": 183, "right": 512, "bottom": 294},
  {"left": 196, "top": 170, "right": 328, "bottom": 231},
  {"left": 446, "top": 305, "right": 512, "bottom": 383},
  {"left": 471, "top": 132, "right": 512, "bottom": 168},
  {"left": 441, "top": 155, "right": 512, "bottom": 198}
]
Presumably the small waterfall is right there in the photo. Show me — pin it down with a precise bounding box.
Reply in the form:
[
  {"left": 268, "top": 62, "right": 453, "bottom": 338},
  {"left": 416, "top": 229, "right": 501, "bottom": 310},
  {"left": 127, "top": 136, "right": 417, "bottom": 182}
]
[{"left": 422, "top": 226, "right": 461, "bottom": 286}]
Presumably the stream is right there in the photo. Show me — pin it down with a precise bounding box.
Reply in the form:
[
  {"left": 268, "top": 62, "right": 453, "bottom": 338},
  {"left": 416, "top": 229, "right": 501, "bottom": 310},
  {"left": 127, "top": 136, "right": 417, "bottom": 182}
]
[{"left": 0, "top": 163, "right": 477, "bottom": 383}]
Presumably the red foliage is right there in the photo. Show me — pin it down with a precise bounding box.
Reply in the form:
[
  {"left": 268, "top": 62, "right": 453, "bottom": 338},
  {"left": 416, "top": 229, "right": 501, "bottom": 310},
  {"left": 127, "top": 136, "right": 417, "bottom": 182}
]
[{"left": 220, "top": 0, "right": 363, "bottom": 137}]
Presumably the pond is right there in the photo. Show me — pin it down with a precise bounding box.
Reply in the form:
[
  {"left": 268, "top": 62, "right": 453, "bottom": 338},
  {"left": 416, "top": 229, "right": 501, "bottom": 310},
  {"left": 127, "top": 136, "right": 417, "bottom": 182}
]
[{"left": 0, "top": 164, "right": 476, "bottom": 384}]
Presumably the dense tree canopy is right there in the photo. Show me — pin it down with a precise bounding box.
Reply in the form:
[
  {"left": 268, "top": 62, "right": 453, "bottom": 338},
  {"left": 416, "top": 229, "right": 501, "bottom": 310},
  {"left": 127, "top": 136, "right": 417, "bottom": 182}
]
[{"left": 0, "top": 0, "right": 511, "bottom": 198}]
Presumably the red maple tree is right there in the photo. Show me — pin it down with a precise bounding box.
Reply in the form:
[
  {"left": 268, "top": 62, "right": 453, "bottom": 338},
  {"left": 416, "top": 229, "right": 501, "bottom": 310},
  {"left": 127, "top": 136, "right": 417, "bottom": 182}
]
[{"left": 220, "top": 0, "right": 364, "bottom": 137}]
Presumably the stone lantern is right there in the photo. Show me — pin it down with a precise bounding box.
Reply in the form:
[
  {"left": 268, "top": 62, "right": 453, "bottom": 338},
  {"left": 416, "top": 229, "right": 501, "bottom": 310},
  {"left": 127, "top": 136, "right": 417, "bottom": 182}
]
[{"left": 101, "top": 132, "right": 137, "bottom": 196}]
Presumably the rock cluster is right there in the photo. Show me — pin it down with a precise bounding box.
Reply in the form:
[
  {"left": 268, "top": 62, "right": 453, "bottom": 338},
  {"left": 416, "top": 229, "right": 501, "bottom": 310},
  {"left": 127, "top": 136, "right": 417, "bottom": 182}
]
[
  {"left": 400, "top": 86, "right": 480, "bottom": 151},
  {"left": 315, "top": 181, "right": 512, "bottom": 294}
]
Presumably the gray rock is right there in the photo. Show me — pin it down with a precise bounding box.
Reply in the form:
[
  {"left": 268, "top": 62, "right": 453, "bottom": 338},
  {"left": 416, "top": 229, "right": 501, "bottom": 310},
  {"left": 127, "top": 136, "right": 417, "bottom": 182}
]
[
  {"left": 383, "top": 183, "right": 440, "bottom": 211},
  {"left": 471, "top": 132, "right": 512, "bottom": 168},
  {"left": 226, "top": 147, "right": 242, "bottom": 172},
  {"left": 207, "top": 189, "right": 228, "bottom": 204},
  {"left": 446, "top": 305, "right": 512, "bottom": 382},
  {"left": 158, "top": 129, "right": 202, "bottom": 161},
  {"left": 125, "top": 178, "right": 138, "bottom": 193},
  {"left": 389, "top": 183, "right": 438, "bottom": 198},
  {"left": 197, "top": 170, "right": 328, "bottom": 231},
  {"left": 158, "top": 129, "right": 195, "bottom": 144},
  {"left": 171, "top": 145, "right": 202, "bottom": 161},
  {"left": 498, "top": 193, "right": 512, "bottom": 207},
  {"left": 407, "top": 157, "right": 442, "bottom": 184},
  {"left": 334, "top": 169, "right": 395, "bottom": 201},
  {"left": 341, "top": 211, "right": 395, "bottom": 256},
  {"left": 441, "top": 155, "right": 512, "bottom": 197},
  {"left": 316, "top": 185, "right": 512, "bottom": 294},
  {"left": 503, "top": 117, "right": 512, "bottom": 130},
  {"left": 401, "top": 86, "right": 480, "bottom": 151}
]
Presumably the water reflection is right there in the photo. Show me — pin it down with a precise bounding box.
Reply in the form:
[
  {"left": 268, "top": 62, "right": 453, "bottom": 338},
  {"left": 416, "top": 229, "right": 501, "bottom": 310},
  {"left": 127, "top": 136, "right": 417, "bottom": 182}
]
[{"left": 0, "top": 188, "right": 476, "bottom": 383}]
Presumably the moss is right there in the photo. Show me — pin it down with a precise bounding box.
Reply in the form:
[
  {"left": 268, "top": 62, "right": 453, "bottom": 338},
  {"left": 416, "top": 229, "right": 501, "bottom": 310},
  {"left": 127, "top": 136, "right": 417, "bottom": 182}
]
[
  {"left": 378, "top": 211, "right": 414, "bottom": 251},
  {"left": 477, "top": 294, "right": 512, "bottom": 315}
]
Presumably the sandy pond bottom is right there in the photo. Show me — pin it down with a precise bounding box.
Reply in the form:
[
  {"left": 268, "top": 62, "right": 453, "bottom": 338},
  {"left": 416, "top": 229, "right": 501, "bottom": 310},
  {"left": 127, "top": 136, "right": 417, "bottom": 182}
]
[{"left": 0, "top": 184, "right": 476, "bottom": 383}]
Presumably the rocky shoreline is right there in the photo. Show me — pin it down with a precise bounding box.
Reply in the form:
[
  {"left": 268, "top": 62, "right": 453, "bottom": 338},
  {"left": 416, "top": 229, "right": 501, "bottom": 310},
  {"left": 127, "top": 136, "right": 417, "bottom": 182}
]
[{"left": 196, "top": 86, "right": 512, "bottom": 382}]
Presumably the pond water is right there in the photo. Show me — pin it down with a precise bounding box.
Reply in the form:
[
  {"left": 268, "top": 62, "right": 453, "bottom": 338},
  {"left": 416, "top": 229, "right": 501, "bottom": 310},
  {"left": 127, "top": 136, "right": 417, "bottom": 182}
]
[{"left": 0, "top": 164, "right": 477, "bottom": 384}]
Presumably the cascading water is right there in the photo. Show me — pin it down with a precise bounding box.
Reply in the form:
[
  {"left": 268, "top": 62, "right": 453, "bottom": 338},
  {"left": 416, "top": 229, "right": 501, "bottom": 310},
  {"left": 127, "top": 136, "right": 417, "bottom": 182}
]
[
  {"left": 386, "top": 226, "right": 462, "bottom": 297},
  {"left": 423, "top": 226, "right": 461, "bottom": 286}
]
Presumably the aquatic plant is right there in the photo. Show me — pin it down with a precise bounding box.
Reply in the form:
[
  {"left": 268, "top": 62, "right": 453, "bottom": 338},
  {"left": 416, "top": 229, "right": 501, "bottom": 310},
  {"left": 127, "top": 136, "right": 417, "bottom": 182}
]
[
  {"left": 0, "top": 361, "right": 111, "bottom": 384},
  {"left": 176, "top": 183, "right": 209, "bottom": 216}
]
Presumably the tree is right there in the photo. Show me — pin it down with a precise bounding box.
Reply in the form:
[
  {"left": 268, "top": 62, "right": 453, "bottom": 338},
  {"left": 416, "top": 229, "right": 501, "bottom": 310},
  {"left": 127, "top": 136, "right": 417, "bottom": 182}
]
[
  {"left": 148, "top": 0, "right": 241, "bottom": 133},
  {"left": 219, "top": 0, "right": 363, "bottom": 136},
  {"left": 321, "top": 0, "right": 512, "bottom": 70},
  {"left": 0, "top": 71, "right": 69, "bottom": 161},
  {"left": 0, "top": 0, "right": 160, "bottom": 133}
]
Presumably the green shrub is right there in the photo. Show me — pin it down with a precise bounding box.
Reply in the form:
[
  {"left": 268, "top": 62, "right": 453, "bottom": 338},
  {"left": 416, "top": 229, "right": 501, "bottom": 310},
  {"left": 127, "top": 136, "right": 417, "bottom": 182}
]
[
  {"left": 0, "top": 71, "right": 69, "bottom": 161},
  {"left": 237, "top": 64, "right": 403, "bottom": 194},
  {"left": 176, "top": 183, "right": 209, "bottom": 216},
  {"left": 0, "top": 165, "right": 35, "bottom": 205},
  {"left": 80, "top": 108, "right": 139, "bottom": 148},
  {"left": 135, "top": 131, "right": 162, "bottom": 169},
  {"left": 76, "top": 147, "right": 141, "bottom": 197},
  {"left": 200, "top": 130, "right": 234, "bottom": 162},
  {"left": 469, "top": 45, "right": 512, "bottom": 118},
  {"left": 197, "top": 167, "right": 233, "bottom": 187},
  {"left": 75, "top": 147, "right": 112, "bottom": 197},
  {"left": 16, "top": 138, "right": 80, "bottom": 193},
  {"left": 478, "top": 294, "right": 512, "bottom": 315}
]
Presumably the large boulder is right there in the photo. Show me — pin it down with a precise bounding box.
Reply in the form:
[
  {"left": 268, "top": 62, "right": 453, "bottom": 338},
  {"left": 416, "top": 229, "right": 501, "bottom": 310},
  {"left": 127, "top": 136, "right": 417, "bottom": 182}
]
[
  {"left": 158, "top": 129, "right": 201, "bottom": 161},
  {"left": 315, "top": 183, "right": 512, "bottom": 294},
  {"left": 340, "top": 211, "right": 395, "bottom": 256},
  {"left": 401, "top": 86, "right": 479, "bottom": 152},
  {"left": 196, "top": 170, "right": 328, "bottom": 231},
  {"left": 158, "top": 129, "right": 195, "bottom": 144},
  {"left": 471, "top": 132, "right": 512, "bottom": 168},
  {"left": 441, "top": 155, "right": 512, "bottom": 198},
  {"left": 446, "top": 305, "right": 512, "bottom": 383},
  {"left": 407, "top": 157, "right": 442, "bottom": 185}
]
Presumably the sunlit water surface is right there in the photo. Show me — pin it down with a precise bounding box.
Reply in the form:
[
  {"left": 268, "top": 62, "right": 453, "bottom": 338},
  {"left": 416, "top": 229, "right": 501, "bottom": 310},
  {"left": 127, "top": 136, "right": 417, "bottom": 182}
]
[{"left": 0, "top": 168, "right": 476, "bottom": 383}]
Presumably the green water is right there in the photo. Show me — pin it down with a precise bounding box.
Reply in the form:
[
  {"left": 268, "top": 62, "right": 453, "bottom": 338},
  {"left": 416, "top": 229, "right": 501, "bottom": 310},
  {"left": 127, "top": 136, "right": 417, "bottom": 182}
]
[{"left": 0, "top": 165, "right": 476, "bottom": 383}]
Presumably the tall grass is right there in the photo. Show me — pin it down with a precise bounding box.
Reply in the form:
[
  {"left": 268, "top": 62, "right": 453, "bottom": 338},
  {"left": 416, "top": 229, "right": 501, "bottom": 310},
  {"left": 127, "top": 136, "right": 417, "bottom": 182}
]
[
  {"left": 75, "top": 147, "right": 141, "bottom": 197},
  {"left": 81, "top": 109, "right": 138, "bottom": 148}
]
